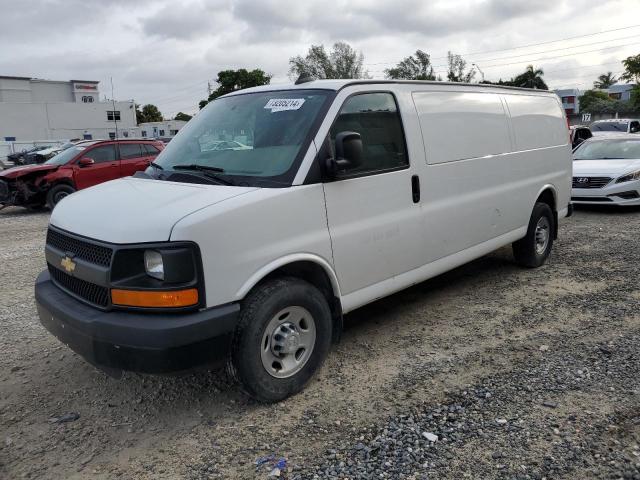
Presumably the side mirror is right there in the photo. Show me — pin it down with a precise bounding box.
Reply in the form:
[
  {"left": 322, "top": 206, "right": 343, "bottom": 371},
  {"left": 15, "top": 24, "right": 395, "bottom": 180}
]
[
  {"left": 325, "top": 131, "right": 363, "bottom": 177},
  {"left": 78, "top": 157, "right": 95, "bottom": 167}
]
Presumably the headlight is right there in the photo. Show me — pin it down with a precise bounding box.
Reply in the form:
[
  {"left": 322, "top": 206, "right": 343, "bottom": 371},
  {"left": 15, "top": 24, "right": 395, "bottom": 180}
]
[
  {"left": 144, "top": 250, "right": 164, "bottom": 280},
  {"left": 616, "top": 170, "right": 640, "bottom": 183}
]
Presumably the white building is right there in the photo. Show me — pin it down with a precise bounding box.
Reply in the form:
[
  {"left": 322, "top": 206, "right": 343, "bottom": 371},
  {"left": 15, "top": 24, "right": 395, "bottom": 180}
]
[
  {"left": 0, "top": 76, "right": 137, "bottom": 142},
  {"left": 554, "top": 88, "right": 581, "bottom": 115},
  {"left": 133, "top": 120, "right": 187, "bottom": 139}
]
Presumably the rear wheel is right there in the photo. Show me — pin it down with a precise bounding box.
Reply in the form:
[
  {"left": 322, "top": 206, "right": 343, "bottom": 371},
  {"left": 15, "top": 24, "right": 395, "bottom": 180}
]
[
  {"left": 46, "top": 184, "right": 75, "bottom": 210},
  {"left": 229, "top": 277, "right": 332, "bottom": 403},
  {"left": 513, "top": 202, "right": 554, "bottom": 268}
]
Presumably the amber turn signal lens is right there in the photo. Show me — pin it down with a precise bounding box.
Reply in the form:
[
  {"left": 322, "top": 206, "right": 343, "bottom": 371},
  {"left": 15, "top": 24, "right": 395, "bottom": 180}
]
[{"left": 111, "top": 288, "right": 198, "bottom": 308}]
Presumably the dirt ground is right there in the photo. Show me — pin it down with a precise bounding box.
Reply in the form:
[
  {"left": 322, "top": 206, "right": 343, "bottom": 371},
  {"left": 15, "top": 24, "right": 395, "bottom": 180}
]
[{"left": 1, "top": 205, "right": 639, "bottom": 479}]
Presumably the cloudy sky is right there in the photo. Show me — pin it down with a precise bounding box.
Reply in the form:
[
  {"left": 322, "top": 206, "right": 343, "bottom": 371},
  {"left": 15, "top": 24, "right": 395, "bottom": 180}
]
[{"left": 2, "top": 0, "right": 639, "bottom": 118}]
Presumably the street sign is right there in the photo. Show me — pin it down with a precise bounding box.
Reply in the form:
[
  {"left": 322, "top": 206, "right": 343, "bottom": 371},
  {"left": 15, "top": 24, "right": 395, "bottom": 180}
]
[{"left": 582, "top": 113, "right": 591, "bottom": 123}]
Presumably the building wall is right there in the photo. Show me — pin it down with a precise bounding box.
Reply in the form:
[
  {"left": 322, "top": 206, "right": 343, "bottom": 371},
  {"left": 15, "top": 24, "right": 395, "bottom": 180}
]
[
  {"left": 30, "top": 81, "right": 74, "bottom": 103},
  {"left": 0, "top": 100, "right": 137, "bottom": 141},
  {"left": 133, "top": 120, "right": 187, "bottom": 138}
]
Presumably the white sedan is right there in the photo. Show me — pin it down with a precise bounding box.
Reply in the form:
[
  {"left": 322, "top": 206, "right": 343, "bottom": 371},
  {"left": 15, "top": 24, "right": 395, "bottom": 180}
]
[{"left": 572, "top": 135, "right": 640, "bottom": 206}]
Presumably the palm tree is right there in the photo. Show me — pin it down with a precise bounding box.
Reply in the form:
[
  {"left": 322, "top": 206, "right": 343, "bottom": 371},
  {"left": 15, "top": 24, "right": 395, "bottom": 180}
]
[
  {"left": 511, "top": 65, "right": 548, "bottom": 90},
  {"left": 593, "top": 72, "right": 618, "bottom": 89}
]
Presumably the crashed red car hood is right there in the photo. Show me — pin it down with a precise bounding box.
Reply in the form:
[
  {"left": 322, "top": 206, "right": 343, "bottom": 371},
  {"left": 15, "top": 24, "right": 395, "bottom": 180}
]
[{"left": 0, "top": 164, "right": 58, "bottom": 179}]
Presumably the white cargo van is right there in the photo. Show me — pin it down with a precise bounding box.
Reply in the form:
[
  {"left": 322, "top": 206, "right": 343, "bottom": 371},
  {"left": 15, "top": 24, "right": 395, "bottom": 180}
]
[{"left": 35, "top": 80, "right": 572, "bottom": 402}]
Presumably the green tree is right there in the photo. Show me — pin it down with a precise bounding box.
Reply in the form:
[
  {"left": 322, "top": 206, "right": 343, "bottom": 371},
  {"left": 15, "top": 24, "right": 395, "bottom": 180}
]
[
  {"left": 593, "top": 72, "right": 618, "bottom": 89},
  {"left": 511, "top": 65, "right": 548, "bottom": 90},
  {"left": 174, "top": 112, "right": 192, "bottom": 121},
  {"left": 289, "top": 42, "right": 366, "bottom": 80},
  {"left": 140, "top": 104, "right": 163, "bottom": 122},
  {"left": 135, "top": 104, "right": 145, "bottom": 124},
  {"left": 385, "top": 50, "right": 436, "bottom": 80},
  {"left": 631, "top": 85, "right": 640, "bottom": 109},
  {"left": 621, "top": 54, "right": 640, "bottom": 83},
  {"left": 446, "top": 52, "right": 476, "bottom": 83},
  {"left": 579, "top": 90, "right": 614, "bottom": 112},
  {"left": 199, "top": 68, "right": 271, "bottom": 109}
]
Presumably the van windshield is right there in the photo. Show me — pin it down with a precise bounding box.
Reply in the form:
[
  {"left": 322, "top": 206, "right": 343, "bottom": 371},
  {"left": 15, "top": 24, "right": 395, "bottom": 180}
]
[{"left": 151, "top": 89, "right": 332, "bottom": 186}]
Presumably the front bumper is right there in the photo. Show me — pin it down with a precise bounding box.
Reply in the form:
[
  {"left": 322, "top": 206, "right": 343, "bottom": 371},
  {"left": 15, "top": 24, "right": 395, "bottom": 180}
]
[
  {"left": 572, "top": 179, "right": 640, "bottom": 206},
  {"left": 35, "top": 270, "right": 240, "bottom": 374}
]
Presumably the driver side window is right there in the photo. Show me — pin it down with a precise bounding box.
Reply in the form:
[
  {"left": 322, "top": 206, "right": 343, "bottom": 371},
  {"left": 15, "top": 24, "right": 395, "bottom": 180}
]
[{"left": 329, "top": 92, "right": 408, "bottom": 175}]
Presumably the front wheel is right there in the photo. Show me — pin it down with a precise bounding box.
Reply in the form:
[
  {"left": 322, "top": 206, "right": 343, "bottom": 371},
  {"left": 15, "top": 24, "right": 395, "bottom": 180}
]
[
  {"left": 46, "top": 184, "right": 75, "bottom": 210},
  {"left": 512, "top": 202, "right": 554, "bottom": 268},
  {"left": 229, "top": 277, "right": 332, "bottom": 403}
]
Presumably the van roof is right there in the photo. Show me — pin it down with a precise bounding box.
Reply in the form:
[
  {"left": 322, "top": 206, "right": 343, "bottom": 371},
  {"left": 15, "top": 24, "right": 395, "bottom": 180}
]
[{"left": 223, "top": 79, "right": 559, "bottom": 97}]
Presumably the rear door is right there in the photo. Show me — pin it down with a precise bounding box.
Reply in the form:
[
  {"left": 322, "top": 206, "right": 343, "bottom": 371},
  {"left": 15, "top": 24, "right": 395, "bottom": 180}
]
[
  {"left": 73, "top": 144, "right": 120, "bottom": 190},
  {"left": 119, "top": 143, "right": 146, "bottom": 177},
  {"left": 322, "top": 91, "right": 425, "bottom": 300}
]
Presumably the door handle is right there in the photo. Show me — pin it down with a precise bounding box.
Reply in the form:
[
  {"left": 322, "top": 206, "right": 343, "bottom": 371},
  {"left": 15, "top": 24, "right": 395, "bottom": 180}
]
[{"left": 411, "top": 175, "right": 420, "bottom": 203}]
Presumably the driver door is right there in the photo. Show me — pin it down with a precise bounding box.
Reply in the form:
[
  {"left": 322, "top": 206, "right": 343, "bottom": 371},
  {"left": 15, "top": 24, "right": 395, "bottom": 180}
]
[
  {"left": 73, "top": 144, "right": 120, "bottom": 190},
  {"left": 322, "top": 92, "right": 425, "bottom": 301}
]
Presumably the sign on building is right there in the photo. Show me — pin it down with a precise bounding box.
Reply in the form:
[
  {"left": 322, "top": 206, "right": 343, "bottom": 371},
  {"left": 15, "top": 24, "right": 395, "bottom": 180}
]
[{"left": 582, "top": 113, "right": 591, "bottom": 123}]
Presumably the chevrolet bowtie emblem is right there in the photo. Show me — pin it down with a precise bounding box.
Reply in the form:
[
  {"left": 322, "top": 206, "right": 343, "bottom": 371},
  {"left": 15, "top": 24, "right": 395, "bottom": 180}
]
[{"left": 60, "top": 256, "right": 76, "bottom": 273}]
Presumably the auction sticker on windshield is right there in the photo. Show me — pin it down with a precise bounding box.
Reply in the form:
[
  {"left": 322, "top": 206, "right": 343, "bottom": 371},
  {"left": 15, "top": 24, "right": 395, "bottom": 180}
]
[{"left": 264, "top": 98, "right": 305, "bottom": 112}]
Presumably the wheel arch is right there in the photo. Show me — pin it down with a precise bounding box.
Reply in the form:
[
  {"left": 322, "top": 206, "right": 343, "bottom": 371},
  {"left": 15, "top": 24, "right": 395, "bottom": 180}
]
[
  {"left": 534, "top": 184, "right": 558, "bottom": 238},
  {"left": 236, "top": 254, "right": 343, "bottom": 342}
]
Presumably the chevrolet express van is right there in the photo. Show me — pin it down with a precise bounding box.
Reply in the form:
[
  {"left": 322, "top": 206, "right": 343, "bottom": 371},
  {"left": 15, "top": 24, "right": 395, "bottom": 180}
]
[{"left": 35, "top": 80, "right": 572, "bottom": 402}]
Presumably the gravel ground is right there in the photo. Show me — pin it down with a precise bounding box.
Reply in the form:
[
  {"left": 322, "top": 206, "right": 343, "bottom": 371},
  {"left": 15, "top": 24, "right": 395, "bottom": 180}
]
[{"left": 1, "top": 205, "right": 640, "bottom": 479}]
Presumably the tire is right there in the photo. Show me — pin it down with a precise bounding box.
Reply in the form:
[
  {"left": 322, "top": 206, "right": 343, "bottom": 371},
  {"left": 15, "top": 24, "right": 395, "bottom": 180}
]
[
  {"left": 229, "top": 276, "right": 332, "bottom": 403},
  {"left": 46, "top": 184, "right": 75, "bottom": 210},
  {"left": 512, "top": 202, "right": 554, "bottom": 268}
]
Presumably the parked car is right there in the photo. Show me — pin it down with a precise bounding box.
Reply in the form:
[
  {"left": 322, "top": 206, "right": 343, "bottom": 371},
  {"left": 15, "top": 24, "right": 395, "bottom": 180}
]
[
  {"left": 7, "top": 145, "right": 51, "bottom": 165},
  {"left": 570, "top": 125, "right": 592, "bottom": 149},
  {"left": 0, "top": 139, "right": 164, "bottom": 210},
  {"left": 590, "top": 119, "right": 640, "bottom": 136},
  {"left": 34, "top": 80, "right": 572, "bottom": 402},
  {"left": 571, "top": 135, "right": 640, "bottom": 205},
  {"left": 23, "top": 142, "right": 76, "bottom": 164}
]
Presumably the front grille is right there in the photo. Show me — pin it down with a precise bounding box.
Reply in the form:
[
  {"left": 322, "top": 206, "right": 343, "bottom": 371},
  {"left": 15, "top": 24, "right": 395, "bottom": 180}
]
[
  {"left": 46, "top": 228, "right": 113, "bottom": 267},
  {"left": 48, "top": 263, "right": 110, "bottom": 307},
  {"left": 572, "top": 176, "right": 612, "bottom": 189}
]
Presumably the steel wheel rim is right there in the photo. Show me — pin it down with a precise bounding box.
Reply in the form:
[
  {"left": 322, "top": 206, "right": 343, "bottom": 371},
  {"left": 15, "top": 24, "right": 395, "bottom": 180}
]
[
  {"left": 535, "top": 217, "right": 550, "bottom": 255},
  {"left": 260, "top": 306, "right": 316, "bottom": 379}
]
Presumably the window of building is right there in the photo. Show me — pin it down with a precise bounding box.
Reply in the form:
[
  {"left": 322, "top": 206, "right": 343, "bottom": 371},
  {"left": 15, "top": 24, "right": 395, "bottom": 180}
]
[
  {"left": 4, "top": 136, "right": 16, "bottom": 142},
  {"left": 141, "top": 130, "right": 147, "bottom": 137},
  {"left": 170, "top": 129, "right": 179, "bottom": 135},
  {"left": 159, "top": 129, "right": 165, "bottom": 136},
  {"left": 122, "top": 131, "right": 129, "bottom": 138},
  {"left": 107, "top": 111, "right": 121, "bottom": 121},
  {"left": 108, "top": 132, "right": 116, "bottom": 140},
  {"left": 609, "top": 93, "right": 622, "bottom": 100},
  {"left": 85, "top": 145, "right": 117, "bottom": 163},
  {"left": 81, "top": 96, "right": 94, "bottom": 103},
  {"left": 328, "top": 92, "right": 408, "bottom": 175},
  {"left": 83, "top": 134, "right": 92, "bottom": 140},
  {"left": 119, "top": 143, "right": 142, "bottom": 159},
  {"left": 565, "top": 108, "right": 574, "bottom": 114}
]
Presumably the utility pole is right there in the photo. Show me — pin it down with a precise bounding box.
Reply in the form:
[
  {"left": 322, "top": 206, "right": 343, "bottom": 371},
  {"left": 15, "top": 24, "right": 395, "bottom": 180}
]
[{"left": 110, "top": 77, "right": 119, "bottom": 139}]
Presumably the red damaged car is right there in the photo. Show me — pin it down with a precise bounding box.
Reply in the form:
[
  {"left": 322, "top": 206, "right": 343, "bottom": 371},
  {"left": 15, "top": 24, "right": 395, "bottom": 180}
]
[{"left": 0, "top": 139, "right": 164, "bottom": 210}]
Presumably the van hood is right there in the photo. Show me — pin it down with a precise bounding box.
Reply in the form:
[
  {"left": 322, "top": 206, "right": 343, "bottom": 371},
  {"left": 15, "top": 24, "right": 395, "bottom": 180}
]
[
  {"left": 50, "top": 177, "right": 259, "bottom": 243},
  {"left": 573, "top": 158, "right": 640, "bottom": 177},
  {"left": 0, "top": 163, "right": 58, "bottom": 179}
]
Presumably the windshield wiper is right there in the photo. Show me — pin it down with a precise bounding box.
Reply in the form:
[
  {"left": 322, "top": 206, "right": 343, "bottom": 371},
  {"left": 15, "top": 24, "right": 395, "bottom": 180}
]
[
  {"left": 149, "top": 161, "right": 164, "bottom": 170},
  {"left": 172, "top": 164, "right": 234, "bottom": 185}
]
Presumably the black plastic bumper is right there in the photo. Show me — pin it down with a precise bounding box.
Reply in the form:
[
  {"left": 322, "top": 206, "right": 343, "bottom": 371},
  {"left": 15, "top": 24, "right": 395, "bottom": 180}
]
[{"left": 35, "top": 270, "right": 240, "bottom": 374}]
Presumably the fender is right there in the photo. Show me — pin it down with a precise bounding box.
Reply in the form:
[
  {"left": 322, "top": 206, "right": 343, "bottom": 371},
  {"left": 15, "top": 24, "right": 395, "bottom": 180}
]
[
  {"left": 534, "top": 183, "right": 557, "bottom": 209},
  {"left": 235, "top": 253, "right": 341, "bottom": 301}
]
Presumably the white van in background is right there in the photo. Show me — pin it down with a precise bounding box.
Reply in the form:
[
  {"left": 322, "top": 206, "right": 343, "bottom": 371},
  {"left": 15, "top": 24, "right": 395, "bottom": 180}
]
[{"left": 35, "top": 80, "right": 572, "bottom": 402}]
